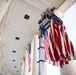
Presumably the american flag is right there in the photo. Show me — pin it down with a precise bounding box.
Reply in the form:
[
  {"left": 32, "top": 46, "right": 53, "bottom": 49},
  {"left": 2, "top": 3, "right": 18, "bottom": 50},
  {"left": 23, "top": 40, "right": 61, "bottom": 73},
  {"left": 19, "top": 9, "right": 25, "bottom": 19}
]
[
  {"left": 28, "top": 43, "right": 31, "bottom": 72},
  {"left": 44, "top": 21, "right": 75, "bottom": 68}
]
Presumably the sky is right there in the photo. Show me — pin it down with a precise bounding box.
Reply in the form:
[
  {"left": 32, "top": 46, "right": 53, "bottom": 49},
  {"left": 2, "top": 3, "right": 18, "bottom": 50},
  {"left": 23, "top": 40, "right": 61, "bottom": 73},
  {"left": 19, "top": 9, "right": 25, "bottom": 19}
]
[{"left": 47, "top": 2, "right": 76, "bottom": 75}]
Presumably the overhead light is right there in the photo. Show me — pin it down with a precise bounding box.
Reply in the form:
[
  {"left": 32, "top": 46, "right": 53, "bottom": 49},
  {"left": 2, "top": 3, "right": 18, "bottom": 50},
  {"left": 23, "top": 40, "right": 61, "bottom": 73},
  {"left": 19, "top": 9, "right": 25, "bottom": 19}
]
[
  {"left": 12, "top": 51, "right": 16, "bottom": 53},
  {"left": 24, "top": 14, "right": 30, "bottom": 20},
  {"left": 17, "top": 71, "right": 19, "bottom": 72},
  {"left": 15, "top": 37, "right": 20, "bottom": 40},
  {"left": 12, "top": 60, "right": 15, "bottom": 61},
  {"left": 14, "top": 66, "right": 17, "bottom": 68}
]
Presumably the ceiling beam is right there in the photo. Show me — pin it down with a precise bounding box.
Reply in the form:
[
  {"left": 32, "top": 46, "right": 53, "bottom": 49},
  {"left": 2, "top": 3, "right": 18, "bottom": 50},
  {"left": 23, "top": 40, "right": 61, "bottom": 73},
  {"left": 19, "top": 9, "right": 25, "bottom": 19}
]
[
  {"left": 23, "top": 0, "right": 50, "bottom": 11},
  {"left": 58, "top": 0, "right": 76, "bottom": 13}
]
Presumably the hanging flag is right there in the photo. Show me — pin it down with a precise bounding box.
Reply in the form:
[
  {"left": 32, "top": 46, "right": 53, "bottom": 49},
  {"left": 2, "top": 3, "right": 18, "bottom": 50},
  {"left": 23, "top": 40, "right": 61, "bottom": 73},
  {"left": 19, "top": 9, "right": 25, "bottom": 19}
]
[
  {"left": 44, "top": 23, "right": 75, "bottom": 68},
  {"left": 28, "top": 43, "right": 31, "bottom": 72}
]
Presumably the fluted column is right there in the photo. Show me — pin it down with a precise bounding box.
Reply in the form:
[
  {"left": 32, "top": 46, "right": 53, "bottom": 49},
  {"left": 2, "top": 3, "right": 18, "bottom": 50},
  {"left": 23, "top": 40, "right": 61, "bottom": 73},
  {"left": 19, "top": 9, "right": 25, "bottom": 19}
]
[
  {"left": 32, "top": 35, "right": 39, "bottom": 75},
  {"left": 24, "top": 50, "right": 28, "bottom": 75}
]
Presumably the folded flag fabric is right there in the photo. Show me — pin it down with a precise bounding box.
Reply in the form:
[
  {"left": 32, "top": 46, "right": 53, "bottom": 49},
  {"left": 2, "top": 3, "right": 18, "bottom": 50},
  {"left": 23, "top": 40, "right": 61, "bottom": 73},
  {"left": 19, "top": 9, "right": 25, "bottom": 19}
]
[{"left": 44, "top": 24, "right": 75, "bottom": 68}]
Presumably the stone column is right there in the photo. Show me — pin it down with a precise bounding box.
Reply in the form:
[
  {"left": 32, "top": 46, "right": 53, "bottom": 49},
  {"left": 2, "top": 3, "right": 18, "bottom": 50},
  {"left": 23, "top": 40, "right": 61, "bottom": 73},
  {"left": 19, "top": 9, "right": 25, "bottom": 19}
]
[
  {"left": 60, "top": 48, "right": 76, "bottom": 75},
  {"left": 32, "top": 35, "right": 39, "bottom": 75},
  {"left": 24, "top": 50, "right": 28, "bottom": 75},
  {"left": 60, "top": 60, "right": 76, "bottom": 75},
  {"left": 21, "top": 58, "right": 25, "bottom": 75}
]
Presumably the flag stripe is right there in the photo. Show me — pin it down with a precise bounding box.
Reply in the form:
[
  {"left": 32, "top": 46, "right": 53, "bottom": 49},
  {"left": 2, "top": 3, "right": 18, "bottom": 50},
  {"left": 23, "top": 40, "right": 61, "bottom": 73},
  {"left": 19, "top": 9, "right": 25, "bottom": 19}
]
[{"left": 44, "top": 23, "right": 75, "bottom": 67}]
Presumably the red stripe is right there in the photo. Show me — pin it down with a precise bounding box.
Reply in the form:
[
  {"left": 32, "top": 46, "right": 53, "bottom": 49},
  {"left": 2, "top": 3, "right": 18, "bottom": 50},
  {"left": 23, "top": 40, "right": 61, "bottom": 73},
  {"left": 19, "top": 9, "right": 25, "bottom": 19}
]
[{"left": 54, "top": 24, "right": 63, "bottom": 55}]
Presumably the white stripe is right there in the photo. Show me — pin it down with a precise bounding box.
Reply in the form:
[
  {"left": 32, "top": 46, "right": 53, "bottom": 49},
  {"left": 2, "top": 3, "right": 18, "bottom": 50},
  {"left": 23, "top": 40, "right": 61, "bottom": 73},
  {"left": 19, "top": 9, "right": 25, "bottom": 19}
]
[
  {"left": 51, "top": 21, "right": 61, "bottom": 56},
  {"left": 59, "top": 26, "right": 66, "bottom": 56}
]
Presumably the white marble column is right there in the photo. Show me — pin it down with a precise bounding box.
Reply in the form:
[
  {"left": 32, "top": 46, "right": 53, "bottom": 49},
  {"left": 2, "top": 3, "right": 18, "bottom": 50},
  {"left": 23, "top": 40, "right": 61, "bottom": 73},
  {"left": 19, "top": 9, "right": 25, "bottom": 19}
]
[
  {"left": 32, "top": 35, "right": 39, "bottom": 75},
  {"left": 21, "top": 58, "right": 25, "bottom": 75},
  {"left": 60, "top": 60, "right": 76, "bottom": 75},
  {"left": 24, "top": 50, "right": 28, "bottom": 75},
  {"left": 60, "top": 52, "right": 76, "bottom": 75}
]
